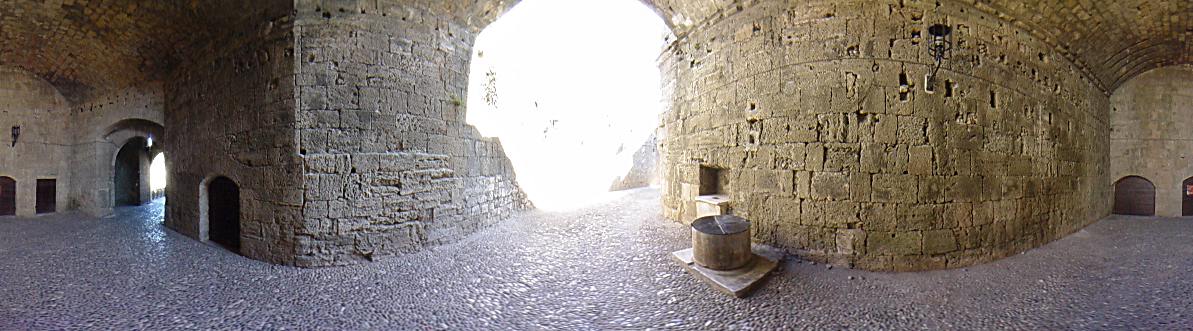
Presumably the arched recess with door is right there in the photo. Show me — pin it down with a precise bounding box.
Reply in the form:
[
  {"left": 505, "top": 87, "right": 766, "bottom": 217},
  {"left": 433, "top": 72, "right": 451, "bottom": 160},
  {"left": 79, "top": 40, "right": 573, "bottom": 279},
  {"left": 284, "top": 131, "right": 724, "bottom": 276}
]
[
  {"left": 202, "top": 175, "right": 241, "bottom": 253},
  {"left": 1183, "top": 177, "right": 1193, "bottom": 217},
  {"left": 1113, "top": 176, "right": 1156, "bottom": 216},
  {"left": 114, "top": 137, "right": 150, "bottom": 206},
  {"left": 0, "top": 176, "right": 15, "bottom": 216},
  {"left": 103, "top": 118, "right": 165, "bottom": 211}
]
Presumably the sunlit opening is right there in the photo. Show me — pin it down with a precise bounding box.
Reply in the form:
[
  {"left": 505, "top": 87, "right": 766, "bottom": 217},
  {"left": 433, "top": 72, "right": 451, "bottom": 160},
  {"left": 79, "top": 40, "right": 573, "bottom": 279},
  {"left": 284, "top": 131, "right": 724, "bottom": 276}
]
[
  {"left": 466, "top": 0, "right": 670, "bottom": 210},
  {"left": 149, "top": 153, "right": 166, "bottom": 194}
]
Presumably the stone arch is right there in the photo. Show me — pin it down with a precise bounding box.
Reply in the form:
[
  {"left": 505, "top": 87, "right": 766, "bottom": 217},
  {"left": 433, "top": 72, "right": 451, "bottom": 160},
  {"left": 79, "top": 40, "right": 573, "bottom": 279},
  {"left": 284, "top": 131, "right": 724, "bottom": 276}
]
[
  {"left": 1113, "top": 176, "right": 1156, "bottom": 216},
  {"left": 103, "top": 118, "right": 164, "bottom": 143},
  {"left": 0, "top": 176, "right": 14, "bottom": 216},
  {"left": 1183, "top": 177, "right": 1193, "bottom": 217},
  {"left": 201, "top": 175, "right": 241, "bottom": 253},
  {"left": 103, "top": 119, "right": 165, "bottom": 211}
]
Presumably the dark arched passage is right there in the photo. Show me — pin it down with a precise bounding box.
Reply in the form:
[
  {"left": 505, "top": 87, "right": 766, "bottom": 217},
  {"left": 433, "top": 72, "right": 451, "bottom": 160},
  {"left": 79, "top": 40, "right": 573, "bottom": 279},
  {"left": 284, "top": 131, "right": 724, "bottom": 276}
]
[
  {"left": 1183, "top": 177, "right": 1193, "bottom": 217},
  {"left": 114, "top": 138, "right": 149, "bottom": 206},
  {"left": 1113, "top": 176, "right": 1156, "bottom": 216},
  {"left": 0, "top": 176, "right": 14, "bottom": 216},
  {"left": 207, "top": 176, "right": 241, "bottom": 252}
]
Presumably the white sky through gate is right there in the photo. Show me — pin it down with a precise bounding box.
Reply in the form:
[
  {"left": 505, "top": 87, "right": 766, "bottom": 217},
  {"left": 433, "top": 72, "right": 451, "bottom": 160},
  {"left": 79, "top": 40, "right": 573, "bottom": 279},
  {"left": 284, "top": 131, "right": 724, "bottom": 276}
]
[
  {"left": 150, "top": 153, "right": 166, "bottom": 192},
  {"left": 466, "top": 0, "right": 671, "bottom": 210}
]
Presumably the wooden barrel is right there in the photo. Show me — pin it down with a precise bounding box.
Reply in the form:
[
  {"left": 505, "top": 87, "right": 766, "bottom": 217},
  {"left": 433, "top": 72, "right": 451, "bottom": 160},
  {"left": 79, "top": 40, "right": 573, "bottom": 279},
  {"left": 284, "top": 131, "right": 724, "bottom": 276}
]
[{"left": 691, "top": 215, "right": 752, "bottom": 270}]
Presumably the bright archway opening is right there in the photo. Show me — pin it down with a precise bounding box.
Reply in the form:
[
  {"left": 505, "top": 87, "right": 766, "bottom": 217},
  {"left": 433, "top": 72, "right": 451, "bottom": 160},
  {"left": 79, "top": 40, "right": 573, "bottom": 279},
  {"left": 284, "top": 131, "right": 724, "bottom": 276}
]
[
  {"left": 149, "top": 153, "right": 167, "bottom": 200},
  {"left": 466, "top": 0, "right": 670, "bottom": 210}
]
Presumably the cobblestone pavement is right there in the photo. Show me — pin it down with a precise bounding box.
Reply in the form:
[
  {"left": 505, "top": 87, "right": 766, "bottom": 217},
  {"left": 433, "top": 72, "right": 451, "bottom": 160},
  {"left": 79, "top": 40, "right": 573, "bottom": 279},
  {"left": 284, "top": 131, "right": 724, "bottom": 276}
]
[{"left": 1, "top": 189, "right": 1191, "bottom": 330}]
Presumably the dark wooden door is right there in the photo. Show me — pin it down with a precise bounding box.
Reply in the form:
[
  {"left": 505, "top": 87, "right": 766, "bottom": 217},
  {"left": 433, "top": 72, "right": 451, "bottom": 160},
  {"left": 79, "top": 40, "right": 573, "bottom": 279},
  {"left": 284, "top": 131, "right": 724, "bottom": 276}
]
[
  {"left": 1183, "top": 177, "right": 1193, "bottom": 217},
  {"left": 208, "top": 177, "right": 241, "bottom": 252},
  {"left": 36, "top": 179, "right": 55, "bottom": 214},
  {"left": 0, "top": 177, "right": 14, "bottom": 216},
  {"left": 1113, "top": 176, "right": 1155, "bottom": 216},
  {"left": 114, "top": 140, "right": 143, "bottom": 206}
]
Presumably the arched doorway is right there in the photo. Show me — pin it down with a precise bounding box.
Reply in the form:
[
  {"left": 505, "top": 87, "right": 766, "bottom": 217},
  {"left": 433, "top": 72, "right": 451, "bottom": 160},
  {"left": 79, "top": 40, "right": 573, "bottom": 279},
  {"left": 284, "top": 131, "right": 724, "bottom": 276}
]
[
  {"left": 149, "top": 153, "right": 167, "bottom": 200},
  {"left": 1183, "top": 177, "right": 1193, "bottom": 217},
  {"left": 207, "top": 176, "right": 241, "bottom": 252},
  {"left": 1113, "top": 176, "right": 1156, "bottom": 216},
  {"left": 0, "top": 176, "right": 14, "bottom": 216},
  {"left": 114, "top": 137, "right": 148, "bottom": 206}
]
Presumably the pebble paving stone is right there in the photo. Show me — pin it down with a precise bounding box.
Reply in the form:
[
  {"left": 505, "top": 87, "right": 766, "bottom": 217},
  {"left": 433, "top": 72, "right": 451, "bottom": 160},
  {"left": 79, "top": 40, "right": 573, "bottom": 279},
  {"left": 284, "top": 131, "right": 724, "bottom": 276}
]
[{"left": 1, "top": 188, "right": 1191, "bottom": 329}]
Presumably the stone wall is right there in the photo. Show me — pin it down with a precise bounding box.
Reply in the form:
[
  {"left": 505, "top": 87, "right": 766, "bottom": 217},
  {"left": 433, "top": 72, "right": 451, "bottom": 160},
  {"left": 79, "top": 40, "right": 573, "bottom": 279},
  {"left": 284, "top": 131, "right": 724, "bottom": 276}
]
[
  {"left": 658, "top": 0, "right": 1112, "bottom": 271},
  {"left": 163, "top": 4, "right": 304, "bottom": 265},
  {"left": 0, "top": 66, "right": 72, "bottom": 216},
  {"left": 0, "top": 67, "right": 166, "bottom": 218},
  {"left": 1110, "top": 65, "right": 1193, "bottom": 217},
  {"left": 68, "top": 84, "right": 165, "bottom": 216},
  {"left": 290, "top": 0, "right": 530, "bottom": 266},
  {"left": 610, "top": 133, "right": 662, "bottom": 191}
]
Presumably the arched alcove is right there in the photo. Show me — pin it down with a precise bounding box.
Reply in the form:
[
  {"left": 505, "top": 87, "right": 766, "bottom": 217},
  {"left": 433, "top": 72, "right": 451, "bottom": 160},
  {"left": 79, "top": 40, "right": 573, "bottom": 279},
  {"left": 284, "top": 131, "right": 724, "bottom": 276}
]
[
  {"left": 205, "top": 176, "right": 241, "bottom": 253},
  {"left": 114, "top": 137, "right": 149, "bottom": 206},
  {"left": 1114, "top": 176, "right": 1156, "bottom": 216},
  {"left": 0, "top": 176, "right": 14, "bottom": 216}
]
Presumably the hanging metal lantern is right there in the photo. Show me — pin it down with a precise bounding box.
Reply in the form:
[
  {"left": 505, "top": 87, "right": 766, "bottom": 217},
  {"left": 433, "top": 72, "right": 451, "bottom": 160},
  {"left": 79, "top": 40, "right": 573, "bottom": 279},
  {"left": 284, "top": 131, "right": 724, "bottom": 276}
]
[{"left": 925, "top": 23, "right": 953, "bottom": 86}]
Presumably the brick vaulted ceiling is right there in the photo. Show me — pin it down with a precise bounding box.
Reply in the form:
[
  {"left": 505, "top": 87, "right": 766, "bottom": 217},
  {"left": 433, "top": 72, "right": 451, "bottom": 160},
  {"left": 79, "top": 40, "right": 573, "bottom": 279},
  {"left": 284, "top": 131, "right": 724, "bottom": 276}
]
[
  {"left": 0, "top": 0, "right": 1189, "bottom": 103},
  {"left": 973, "top": 0, "right": 1193, "bottom": 91},
  {"left": 0, "top": 0, "right": 288, "bottom": 104}
]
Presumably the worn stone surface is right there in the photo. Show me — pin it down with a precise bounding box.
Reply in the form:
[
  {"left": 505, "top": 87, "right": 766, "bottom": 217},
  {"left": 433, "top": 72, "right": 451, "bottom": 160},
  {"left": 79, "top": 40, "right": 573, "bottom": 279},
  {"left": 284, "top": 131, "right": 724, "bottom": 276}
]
[
  {"left": 659, "top": 0, "right": 1113, "bottom": 271},
  {"left": 2, "top": 191, "right": 1193, "bottom": 329},
  {"left": 0, "top": 66, "right": 162, "bottom": 218},
  {"left": 0, "top": 0, "right": 1190, "bottom": 271},
  {"left": 0, "top": 0, "right": 288, "bottom": 103},
  {"left": 68, "top": 85, "right": 165, "bottom": 216},
  {"left": 0, "top": 66, "right": 72, "bottom": 217},
  {"left": 163, "top": 1, "right": 302, "bottom": 265},
  {"left": 290, "top": 0, "right": 532, "bottom": 266},
  {"left": 610, "top": 133, "right": 662, "bottom": 191},
  {"left": 1110, "top": 65, "right": 1193, "bottom": 217}
]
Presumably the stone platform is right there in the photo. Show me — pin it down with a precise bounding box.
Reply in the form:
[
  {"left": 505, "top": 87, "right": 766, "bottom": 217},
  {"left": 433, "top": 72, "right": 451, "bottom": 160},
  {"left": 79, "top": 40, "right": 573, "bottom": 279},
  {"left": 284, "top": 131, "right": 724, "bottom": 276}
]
[{"left": 671, "top": 245, "right": 781, "bottom": 298}]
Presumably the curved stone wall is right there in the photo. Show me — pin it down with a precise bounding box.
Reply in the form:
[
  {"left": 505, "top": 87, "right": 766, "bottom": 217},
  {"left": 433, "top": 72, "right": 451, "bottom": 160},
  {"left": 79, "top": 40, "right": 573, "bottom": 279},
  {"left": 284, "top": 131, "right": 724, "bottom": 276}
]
[
  {"left": 164, "top": 2, "right": 302, "bottom": 265},
  {"left": 1110, "top": 65, "right": 1193, "bottom": 217},
  {"left": 658, "top": 0, "right": 1112, "bottom": 271}
]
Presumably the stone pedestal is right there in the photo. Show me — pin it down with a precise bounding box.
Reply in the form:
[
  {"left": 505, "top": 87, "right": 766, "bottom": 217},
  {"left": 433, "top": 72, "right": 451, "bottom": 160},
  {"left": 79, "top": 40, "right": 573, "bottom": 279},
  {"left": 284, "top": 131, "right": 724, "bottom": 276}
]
[
  {"left": 691, "top": 215, "right": 751, "bottom": 270},
  {"left": 674, "top": 215, "right": 780, "bottom": 298}
]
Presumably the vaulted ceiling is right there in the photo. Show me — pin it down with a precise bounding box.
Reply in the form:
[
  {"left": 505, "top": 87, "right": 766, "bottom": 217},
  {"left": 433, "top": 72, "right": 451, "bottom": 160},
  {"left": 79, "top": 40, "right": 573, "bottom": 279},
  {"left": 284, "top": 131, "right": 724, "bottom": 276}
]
[
  {"left": 0, "top": 0, "right": 286, "bottom": 103},
  {"left": 976, "top": 0, "right": 1193, "bottom": 91},
  {"left": 0, "top": 0, "right": 1189, "bottom": 104}
]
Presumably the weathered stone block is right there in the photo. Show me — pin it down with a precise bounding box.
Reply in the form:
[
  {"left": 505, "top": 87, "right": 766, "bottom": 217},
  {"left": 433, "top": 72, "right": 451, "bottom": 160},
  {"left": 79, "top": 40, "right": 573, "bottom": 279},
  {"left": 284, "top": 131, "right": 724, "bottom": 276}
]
[
  {"left": 867, "top": 231, "right": 922, "bottom": 256},
  {"left": 871, "top": 174, "right": 916, "bottom": 203},
  {"left": 923, "top": 229, "right": 958, "bottom": 255},
  {"left": 908, "top": 145, "right": 933, "bottom": 175},
  {"left": 811, "top": 171, "right": 849, "bottom": 200}
]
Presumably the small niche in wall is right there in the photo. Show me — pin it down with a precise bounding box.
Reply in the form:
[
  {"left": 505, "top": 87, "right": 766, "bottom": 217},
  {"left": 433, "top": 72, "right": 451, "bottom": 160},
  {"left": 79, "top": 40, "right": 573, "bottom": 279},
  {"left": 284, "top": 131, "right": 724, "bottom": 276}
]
[
  {"left": 944, "top": 79, "right": 954, "bottom": 97},
  {"left": 699, "top": 166, "right": 724, "bottom": 196},
  {"left": 898, "top": 72, "right": 911, "bottom": 101},
  {"left": 989, "top": 90, "right": 998, "bottom": 109}
]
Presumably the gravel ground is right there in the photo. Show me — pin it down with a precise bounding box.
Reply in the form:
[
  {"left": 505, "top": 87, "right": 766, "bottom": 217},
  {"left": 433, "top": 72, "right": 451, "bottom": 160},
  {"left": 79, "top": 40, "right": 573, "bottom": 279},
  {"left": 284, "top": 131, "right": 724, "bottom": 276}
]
[{"left": 1, "top": 188, "right": 1191, "bottom": 330}]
